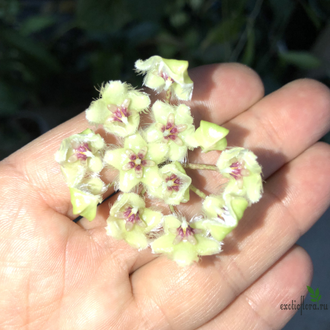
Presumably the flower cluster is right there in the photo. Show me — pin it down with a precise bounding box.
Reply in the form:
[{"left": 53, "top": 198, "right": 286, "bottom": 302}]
[{"left": 55, "top": 56, "right": 263, "bottom": 266}]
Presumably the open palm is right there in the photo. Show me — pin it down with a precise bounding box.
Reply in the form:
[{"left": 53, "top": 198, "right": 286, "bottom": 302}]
[{"left": 1, "top": 63, "right": 330, "bottom": 330}]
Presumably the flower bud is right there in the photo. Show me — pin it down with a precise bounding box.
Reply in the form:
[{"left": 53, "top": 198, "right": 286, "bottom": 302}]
[{"left": 194, "top": 120, "right": 229, "bottom": 153}]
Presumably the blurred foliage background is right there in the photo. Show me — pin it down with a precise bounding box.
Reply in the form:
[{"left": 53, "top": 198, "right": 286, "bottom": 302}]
[{"left": 1, "top": 0, "right": 330, "bottom": 159}]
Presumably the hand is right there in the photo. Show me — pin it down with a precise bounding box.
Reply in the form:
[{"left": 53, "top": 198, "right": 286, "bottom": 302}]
[{"left": 1, "top": 63, "right": 329, "bottom": 329}]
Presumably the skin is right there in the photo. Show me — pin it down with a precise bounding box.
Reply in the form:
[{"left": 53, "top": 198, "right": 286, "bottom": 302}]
[{"left": 0, "top": 63, "right": 330, "bottom": 330}]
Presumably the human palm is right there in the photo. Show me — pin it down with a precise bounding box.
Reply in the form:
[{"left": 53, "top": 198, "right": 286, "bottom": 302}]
[{"left": 1, "top": 63, "right": 330, "bottom": 330}]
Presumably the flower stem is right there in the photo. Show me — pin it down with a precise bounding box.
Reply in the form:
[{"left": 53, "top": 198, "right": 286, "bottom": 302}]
[
  {"left": 140, "top": 187, "right": 146, "bottom": 197},
  {"left": 183, "top": 163, "right": 218, "bottom": 171},
  {"left": 169, "top": 205, "right": 175, "bottom": 213},
  {"left": 165, "top": 88, "right": 172, "bottom": 103},
  {"left": 190, "top": 184, "right": 207, "bottom": 199}
]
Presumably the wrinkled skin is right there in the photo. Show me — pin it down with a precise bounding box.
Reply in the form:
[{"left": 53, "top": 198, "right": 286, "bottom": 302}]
[{"left": 1, "top": 63, "right": 330, "bottom": 330}]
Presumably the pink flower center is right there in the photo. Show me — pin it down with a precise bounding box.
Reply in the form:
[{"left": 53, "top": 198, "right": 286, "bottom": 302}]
[
  {"left": 157, "top": 113, "right": 187, "bottom": 146},
  {"left": 68, "top": 142, "right": 92, "bottom": 163},
  {"left": 229, "top": 161, "right": 250, "bottom": 187},
  {"left": 165, "top": 174, "right": 181, "bottom": 193},
  {"left": 122, "top": 147, "right": 155, "bottom": 179},
  {"left": 160, "top": 71, "right": 174, "bottom": 83},
  {"left": 75, "top": 143, "right": 91, "bottom": 160},
  {"left": 172, "top": 223, "right": 202, "bottom": 245},
  {"left": 121, "top": 206, "right": 146, "bottom": 231},
  {"left": 107, "top": 99, "right": 130, "bottom": 124}
]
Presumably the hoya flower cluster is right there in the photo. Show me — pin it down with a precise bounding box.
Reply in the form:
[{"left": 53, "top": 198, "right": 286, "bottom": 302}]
[{"left": 55, "top": 56, "right": 263, "bottom": 267}]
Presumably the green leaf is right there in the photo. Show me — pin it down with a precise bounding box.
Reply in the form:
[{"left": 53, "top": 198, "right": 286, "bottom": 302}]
[
  {"left": 20, "top": 15, "right": 56, "bottom": 35},
  {"left": 279, "top": 51, "right": 321, "bottom": 70},
  {"left": 307, "top": 286, "right": 314, "bottom": 295},
  {"left": 90, "top": 52, "right": 123, "bottom": 84},
  {"left": 222, "top": 0, "right": 247, "bottom": 17},
  {"left": 301, "top": 2, "right": 322, "bottom": 29},
  {"left": 0, "top": 28, "right": 61, "bottom": 73},
  {"left": 202, "top": 17, "right": 245, "bottom": 48},
  {"left": 0, "top": 81, "right": 20, "bottom": 114},
  {"left": 315, "top": 288, "right": 320, "bottom": 297},
  {"left": 188, "top": 0, "right": 204, "bottom": 11},
  {"left": 311, "top": 298, "right": 317, "bottom": 302},
  {"left": 241, "top": 26, "right": 255, "bottom": 66},
  {"left": 0, "top": 0, "right": 20, "bottom": 23},
  {"left": 76, "top": 0, "right": 131, "bottom": 32},
  {"left": 124, "top": 0, "right": 165, "bottom": 22},
  {"left": 317, "top": 295, "right": 322, "bottom": 301},
  {"left": 269, "top": 0, "right": 294, "bottom": 22}
]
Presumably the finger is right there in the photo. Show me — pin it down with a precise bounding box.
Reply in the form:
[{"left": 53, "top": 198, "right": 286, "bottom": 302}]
[
  {"left": 131, "top": 142, "right": 330, "bottom": 330},
  {"left": 187, "top": 78, "right": 330, "bottom": 203},
  {"left": 188, "top": 63, "right": 264, "bottom": 124},
  {"left": 226, "top": 78, "right": 330, "bottom": 177},
  {"left": 197, "top": 245, "right": 312, "bottom": 330}
]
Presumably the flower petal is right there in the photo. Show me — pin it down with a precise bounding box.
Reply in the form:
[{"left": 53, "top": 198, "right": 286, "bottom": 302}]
[
  {"left": 162, "top": 215, "right": 182, "bottom": 233},
  {"left": 124, "top": 133, "right": 147, "bottom": 151},
  {"left": 141, "top": 166, "right": 163, "bottom": 188},
  {"left": 226, "top": 194, "right": 249, "bottom": 221},
  {"left": 171, "top": 245, "right": 199, "bottom": 266},
  {"left": 125, "top": 228, "right": 149, "bottom": 249},
  {"left": 83, "top": 177, "right": 106, "bottom": 195},
  {"left": 60, "top": 163, "right": 86, "bottom": 187},
  {"left": 194, "top": 235, "right": 222, "bottom": 255},
  {"left": 146, "top": 142, "right": 169, "bottom": 164},
  {"left": 141, "top": 208, "right": 163, "bottom": 232},
  {"left": 152, "top": 100, "right": 173, "bottom": 123},
  {"left": 243, "top": 173, "right": 263, "bottom": 203},
  {"left": 128, "top": 90, "right": 151, "bottom": 112},
  {"left": 88, "top": 156, "right": 103, "bottom": 173},
  {"left": 144, "top": 124, "right": 164, "bottom": 143},
  {"left": 167, "top": 142, "right": 187, "bottom": 162},
  {"left": 101, "top": 80, "right": 127, "bottom": 105},
  {"left": 85, "top": 99, "right": 109, "bottom": 124},
  {"left": 119, "top": 170, "right": 140, "bottom": 192},
  {"left": 205, "top": 221, "right": 236, "bottom": 241},
  {"left": 104, "top": 148, "right": 127, "bottom": 170},
  {"left": 151, "top": 234, "right": 176, "bottom": 253}
]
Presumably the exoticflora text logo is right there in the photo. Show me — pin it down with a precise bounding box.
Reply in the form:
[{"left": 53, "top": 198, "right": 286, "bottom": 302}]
[{"left": 280, "top": 286, "right": 328, "bottom": 315}]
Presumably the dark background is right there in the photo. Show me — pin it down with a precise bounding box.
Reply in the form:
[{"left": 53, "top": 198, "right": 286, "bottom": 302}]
[{"left": 0, "top": 0, "right": 329, "bottom": 328}]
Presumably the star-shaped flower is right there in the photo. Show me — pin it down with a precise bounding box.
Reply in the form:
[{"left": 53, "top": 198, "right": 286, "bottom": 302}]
[
  {"left": 148, "top": 162, "right": 191, "bottom": 205},
  {"left": 194, "top": 194, "right": 248, "bottom": 241},
  {"left": 104, "top": 133, "right": 168, "bottom": 192},
  {"left": 86, "top": 81, "right": 150, "bottom": 138},
  {"left": 151, "top": 215, "right": 222, "bottom": 266},
  {"left": 144, "top": 100, "right": 197, "bottom": 161},
  {"left": 135, "top": 56, "right": 194, "bottom": 101},
  {"left": 216, "top": 147, "right": 263, "bottom": 204},
  {"left": 106, "top": 193, "right": 163, "bottom": 249},
  {"left": 55, "top": 129, "right": 105, "bottom": 187}
]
